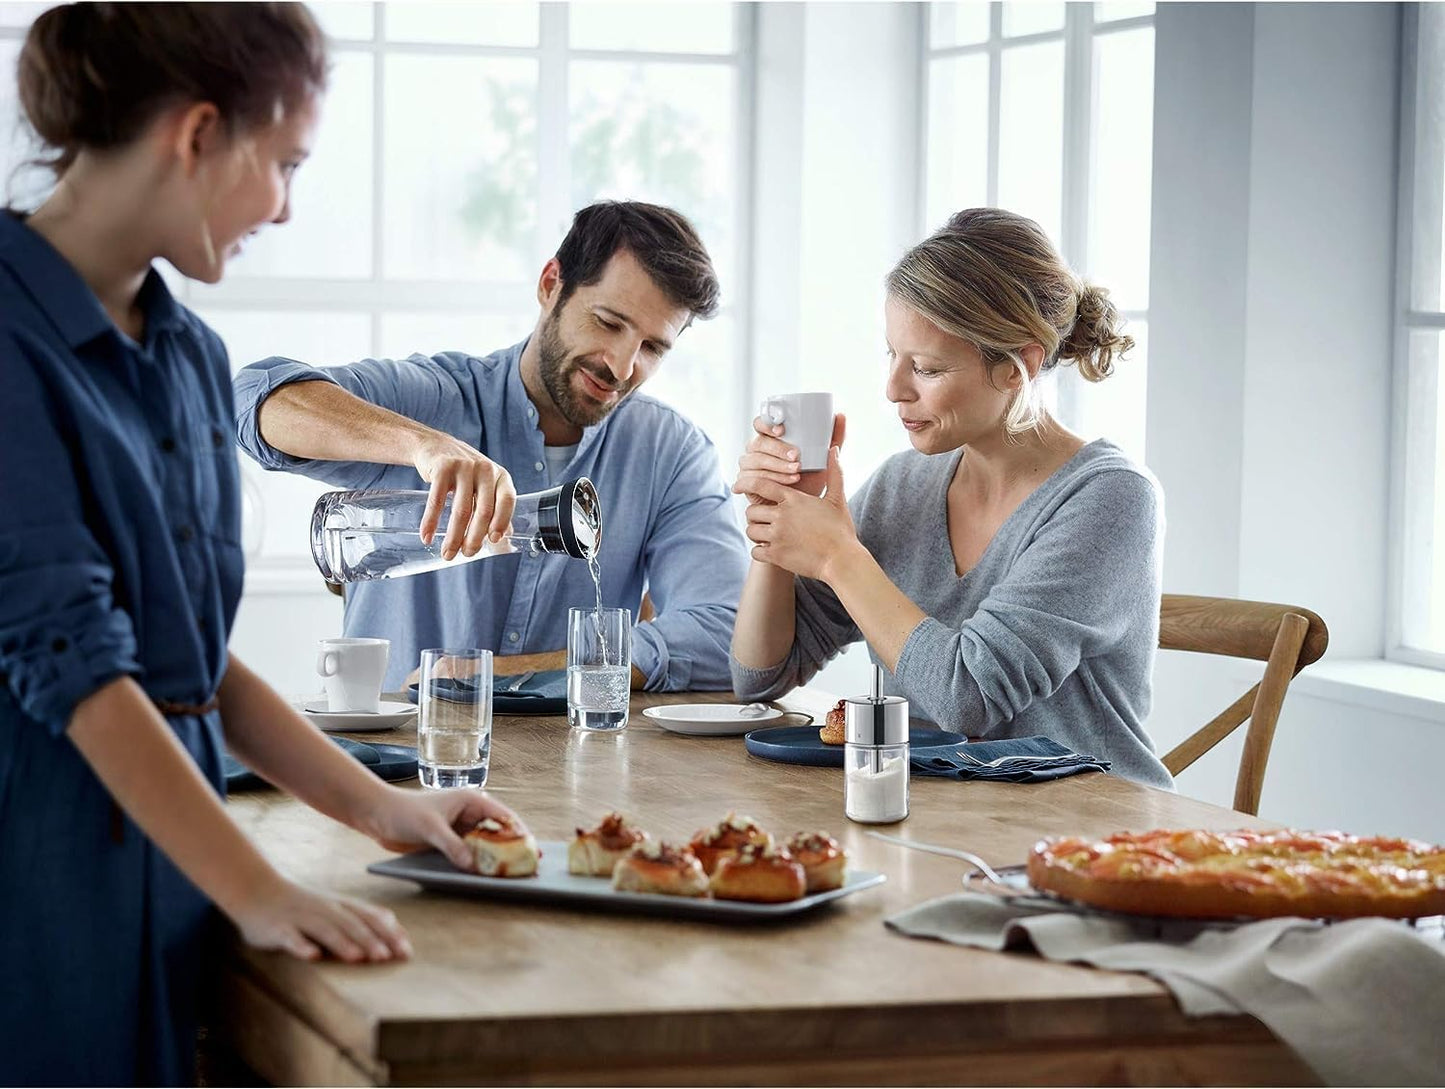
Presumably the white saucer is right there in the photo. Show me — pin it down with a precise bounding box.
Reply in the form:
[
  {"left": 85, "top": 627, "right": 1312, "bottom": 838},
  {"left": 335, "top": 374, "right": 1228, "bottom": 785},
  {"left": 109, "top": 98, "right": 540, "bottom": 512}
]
[
  {"left": 298, "top": 698, "right": 418, "bottom": 732},
  {"left": 642, "top": 703, "right": 783, "bottom": 736}
]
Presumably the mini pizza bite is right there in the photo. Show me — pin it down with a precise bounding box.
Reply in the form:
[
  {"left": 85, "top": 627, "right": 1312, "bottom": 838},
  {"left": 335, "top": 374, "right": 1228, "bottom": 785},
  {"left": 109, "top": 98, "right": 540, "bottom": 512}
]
[
  {"left": 786, "top": 831, "right": 848, "bottom": 893},
  {"left": 819, "top": 699, "right": 846, "bottom": 745},
  {"left": 611, "top": 840, "right": 710, "bottom": 898},
  {"left": 689, "top": 812, "right": 773, "bottom": 875},
  {"left": 568, "top": 812, "right": 648, "bottom": 877},
  {"left": 709, "top": 842, "right": 807, "bottom": 903},
  {"left": 464, "top": 817, "right": 541, "bottom": 878},
  {"left": 1028, "top": 828, "right": 1445, "bottom": 920}
]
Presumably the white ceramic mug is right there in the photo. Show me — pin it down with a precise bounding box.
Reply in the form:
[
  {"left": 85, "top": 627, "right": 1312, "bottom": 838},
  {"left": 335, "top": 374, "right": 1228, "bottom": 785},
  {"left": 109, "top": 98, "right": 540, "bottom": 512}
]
[
  {"left": 759, "top": 392, "right": 834, "bottom": 472},
  {"left": 315, "top": 637, "right": 389, "bottom": 713}
]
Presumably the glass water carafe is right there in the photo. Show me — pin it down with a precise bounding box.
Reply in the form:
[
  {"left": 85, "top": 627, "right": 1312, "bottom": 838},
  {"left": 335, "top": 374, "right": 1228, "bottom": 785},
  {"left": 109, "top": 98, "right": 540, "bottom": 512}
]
[{"left": 310, "top": 477, "right": 601, "bottom": 584}]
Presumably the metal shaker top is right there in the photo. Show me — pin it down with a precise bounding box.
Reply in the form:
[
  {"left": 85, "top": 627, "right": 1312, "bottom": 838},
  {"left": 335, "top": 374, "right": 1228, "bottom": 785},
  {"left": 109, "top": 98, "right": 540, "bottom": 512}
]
[{"left": 844, "top": 694, "right": 909, "bottom": 746}]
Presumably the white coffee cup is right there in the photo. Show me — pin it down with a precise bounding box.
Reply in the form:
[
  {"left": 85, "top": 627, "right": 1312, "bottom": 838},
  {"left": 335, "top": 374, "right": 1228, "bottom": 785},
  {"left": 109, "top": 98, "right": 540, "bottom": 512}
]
[
  {"left": 316, "top": 637, "right": 389, "bottom": 713},
  {"left": 759, "top": 392, "right": 834, "bottom": 472}
]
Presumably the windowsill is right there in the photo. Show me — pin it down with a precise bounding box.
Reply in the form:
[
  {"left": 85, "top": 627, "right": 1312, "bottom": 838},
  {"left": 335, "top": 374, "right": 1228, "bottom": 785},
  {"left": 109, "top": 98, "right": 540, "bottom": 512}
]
[{"left": 1282, "top": 658, "right": 1445, "bottom": 725}]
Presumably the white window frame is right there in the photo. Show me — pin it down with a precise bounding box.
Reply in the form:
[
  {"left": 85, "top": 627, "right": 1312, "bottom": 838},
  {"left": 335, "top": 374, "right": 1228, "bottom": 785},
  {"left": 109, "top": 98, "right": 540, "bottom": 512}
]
[
  {"left": 918, "top": 1, "right": 1154, "bottom": 434},
  {"left": 1388, "top": 3, "right": 1445, "bottom": 671}
]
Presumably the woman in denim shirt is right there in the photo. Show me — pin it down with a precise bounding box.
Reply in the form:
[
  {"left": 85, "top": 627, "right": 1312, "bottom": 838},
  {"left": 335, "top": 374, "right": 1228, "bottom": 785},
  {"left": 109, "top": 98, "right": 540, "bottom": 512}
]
[{"left": 0, "top": 6, "right": 519, "bottom": 1083}]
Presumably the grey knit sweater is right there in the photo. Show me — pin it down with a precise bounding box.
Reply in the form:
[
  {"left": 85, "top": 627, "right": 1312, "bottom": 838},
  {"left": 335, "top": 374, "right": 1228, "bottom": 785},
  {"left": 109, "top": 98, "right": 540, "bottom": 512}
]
[{"left": 731, "top": 439, "right": 1173, "bottom": 789}]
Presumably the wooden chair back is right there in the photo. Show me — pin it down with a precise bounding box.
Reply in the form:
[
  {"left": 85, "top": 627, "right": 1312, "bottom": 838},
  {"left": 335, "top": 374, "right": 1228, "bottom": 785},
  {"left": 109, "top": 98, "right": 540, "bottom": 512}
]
[{"left": 1158, "top": 594, "right": 1329, "bottom": 816}]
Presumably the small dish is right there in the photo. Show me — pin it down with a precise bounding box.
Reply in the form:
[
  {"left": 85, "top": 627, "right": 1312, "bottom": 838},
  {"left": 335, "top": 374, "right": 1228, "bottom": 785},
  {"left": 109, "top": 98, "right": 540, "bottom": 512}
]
[
  {"left": 642, "top": 703, "right": 796, "bottom": 736},
  {"left": 297, "top": 698, "right": 418, "bottom": 732}
]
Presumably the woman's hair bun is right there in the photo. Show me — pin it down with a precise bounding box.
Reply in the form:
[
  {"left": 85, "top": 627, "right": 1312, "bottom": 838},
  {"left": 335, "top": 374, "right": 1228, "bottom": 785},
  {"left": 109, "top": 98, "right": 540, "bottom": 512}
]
[{"left": 1058, "top": 281, "right": 1135, "bottom": 383}]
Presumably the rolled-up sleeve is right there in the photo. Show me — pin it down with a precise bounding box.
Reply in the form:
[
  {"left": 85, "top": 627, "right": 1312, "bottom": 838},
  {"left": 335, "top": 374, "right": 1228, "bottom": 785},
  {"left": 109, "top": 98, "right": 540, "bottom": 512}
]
[
  {"left": 632, "top": 428, "right": 748, "bottom": 691},
  {"left": 0, "top": 335, "right": 141, "bottom": 733},
  {"left": 233, "top": 352, "right": 486, "bottom": 490}
]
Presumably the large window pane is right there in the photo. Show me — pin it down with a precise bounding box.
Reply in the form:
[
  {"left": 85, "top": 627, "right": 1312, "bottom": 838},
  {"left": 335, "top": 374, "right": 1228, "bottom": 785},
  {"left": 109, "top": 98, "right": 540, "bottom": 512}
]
[
  {"left": 1400, "top": 330, "right": 1445, "bottom": 655},
  {"left": 0, "top": 38, "right": 47, "bottom": 208},
  {"left": 1002, "top": 2, "right": 1065, "bottom": 37},
  {"left": 1063, "top": 319, "right": 1148, "bottom": 465},
  {"left": 384, "top": 55, "right": 538, "bottom": 281},
  {"left": 227, "top": 51, "right": 374, "bottom": 279},
  {"left": 569, "top": 60, "right": 736, "bottom": 288},
  {"left": 1411, "top": 4, "right": 1445, "bottom": 311},
  {"left": 1095, "top": 2, "right": 1155, "bottom": 22},
  {"left": 570, "top": 3, "right": 734, "bottom": 55},
  {"left": 930, "top": 2, "right": 990, "bottom": 48},
  {"left": 926, "top": 53, "right": 989, "bottom": 229},
  {"left": 379, "top": 311, "right": 534, "bottom": 360},
  {"left": 0, "top": 4, "right": 46, "bottom": 27},
  {"left": 998, "top": 41, "right": 1065, "bottom": 245},
  {"left": 642, "top": 314, "right": 740, "bottom": 472},
  {"left": 1088, "top": 27, "right": 1154, "bottom": 309},
  {"left": 312, "top": 1, "right": 375, "bottom": 42},
  {"left": 386, "top": 2, "right": 539, "bottom": 47}
]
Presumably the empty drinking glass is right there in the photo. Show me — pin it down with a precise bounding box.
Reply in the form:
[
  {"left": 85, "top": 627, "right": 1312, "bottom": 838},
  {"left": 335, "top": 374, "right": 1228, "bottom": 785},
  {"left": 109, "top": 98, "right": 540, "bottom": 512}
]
[
  {"left": 567, "top": 607, "right": 631, "bottom": 732},
  {"left": 417, "top": 648, "right": 492, "bottom": 788}
]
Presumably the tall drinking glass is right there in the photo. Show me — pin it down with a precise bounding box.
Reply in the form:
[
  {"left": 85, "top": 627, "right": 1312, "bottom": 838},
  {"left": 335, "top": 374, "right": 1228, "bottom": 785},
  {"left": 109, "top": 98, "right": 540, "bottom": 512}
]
[
  {"left": 567, "top": 607, "right": 631, "bottom": 731},
  {"left": 417, "top": 648, "right": 492, "bottom": 788}
]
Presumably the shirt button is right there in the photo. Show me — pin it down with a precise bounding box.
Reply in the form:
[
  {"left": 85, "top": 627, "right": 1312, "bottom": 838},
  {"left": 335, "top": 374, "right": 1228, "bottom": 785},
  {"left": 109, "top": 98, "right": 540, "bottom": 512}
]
[
  {"left": 176, "top": 525, "right": 195, "bottom": 543},
  {"left": 534, "top": 461, "right": 544, "bottom": 472},
  {"left": 51, "top": 637, "right": 68, "bottom": 654},
  {"left": 210, "top": 427, "right": 224, "bottom": 448},
  {"left": 508, "top": 632, "right": 520, "bottom": 643},
  {"left": 160, "top": 437, "right": 177, "bottom": 453}
]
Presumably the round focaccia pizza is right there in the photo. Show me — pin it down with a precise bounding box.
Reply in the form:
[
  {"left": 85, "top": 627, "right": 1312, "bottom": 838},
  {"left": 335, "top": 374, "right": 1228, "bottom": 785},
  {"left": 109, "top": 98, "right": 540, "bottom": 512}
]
[{"left": 1027, "top": 828, "right": 1445, "bottom": 920}]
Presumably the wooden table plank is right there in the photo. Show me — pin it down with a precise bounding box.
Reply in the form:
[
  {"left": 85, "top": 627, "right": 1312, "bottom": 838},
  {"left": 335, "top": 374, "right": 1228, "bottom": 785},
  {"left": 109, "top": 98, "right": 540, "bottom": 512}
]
[{"left": 218, "top": 689, "right": 1317, "bottom": 1086}]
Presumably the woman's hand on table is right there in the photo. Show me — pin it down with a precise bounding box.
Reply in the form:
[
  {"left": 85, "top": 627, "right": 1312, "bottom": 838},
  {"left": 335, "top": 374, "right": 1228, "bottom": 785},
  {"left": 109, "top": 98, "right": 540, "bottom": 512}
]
[
  {"left": 733, "top": 412, "right": 846, "bottom": 502},
  {"left": 360, "top": 785, "right": 525, "bottom": 871},
  {"left": 742, "top": 446, "right": 866, "bottom": 583},
  {"left": 232, "top": 876, "right": 413, "bottom": 963}
]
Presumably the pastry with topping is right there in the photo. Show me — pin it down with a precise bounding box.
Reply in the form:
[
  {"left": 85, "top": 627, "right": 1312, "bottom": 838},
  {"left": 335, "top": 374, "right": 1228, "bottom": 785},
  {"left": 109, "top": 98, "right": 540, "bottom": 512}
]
[
  {"left": 786, "top": 831, "right": 848, "bottom": 893},
  {"left": 689, "top": 812, "right": 773, "bottom": 875},
  {"left": 709, "top": 842, "right": 807, "bottom": 903},
  {"left": 568, "top": 812, "right": 648, "bottom": 877},
  {"left": 611, "top": 840, "right": 710, "bottom": 897},
  {"left": 463, "top": 816, "right": 541, "bottom": 877}
]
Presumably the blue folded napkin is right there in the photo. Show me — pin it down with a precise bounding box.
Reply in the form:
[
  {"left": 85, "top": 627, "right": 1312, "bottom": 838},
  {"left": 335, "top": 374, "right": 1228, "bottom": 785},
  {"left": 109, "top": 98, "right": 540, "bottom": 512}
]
[
  {"left": 406, "top": 669, "right": 569, "bottom": 715},
  {"left": 910, "top": 735, "right": 1110, "bottom": 783}
]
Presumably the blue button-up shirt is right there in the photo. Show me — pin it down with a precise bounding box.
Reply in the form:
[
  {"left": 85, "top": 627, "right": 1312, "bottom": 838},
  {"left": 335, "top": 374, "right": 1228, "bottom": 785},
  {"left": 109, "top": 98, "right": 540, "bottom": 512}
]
[
  {"left": 233, "top": 344, "right": 748, "bottom": 691},
  {"left": 0, "top": 211, "right": 235, "bottom": 1084}
]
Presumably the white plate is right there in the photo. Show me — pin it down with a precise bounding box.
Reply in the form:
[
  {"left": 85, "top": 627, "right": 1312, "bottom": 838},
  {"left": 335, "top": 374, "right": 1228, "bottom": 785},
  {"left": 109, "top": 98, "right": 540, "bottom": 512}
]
[
  {"left": 297, "top": 698, "right": 418, "bottom": 732},
  {"left": 642, "top": 703, "right": 785, "bottom": 736},
  {"left": 369, "top": 843, "right": 886, "bottom": 922}
]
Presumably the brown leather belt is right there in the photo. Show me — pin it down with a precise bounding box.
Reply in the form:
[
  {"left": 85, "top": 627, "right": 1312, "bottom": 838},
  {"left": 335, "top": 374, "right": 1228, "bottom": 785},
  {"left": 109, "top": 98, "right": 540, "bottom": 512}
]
[{"left": 152, "top": 696, "right": 220, "bottom": 716}]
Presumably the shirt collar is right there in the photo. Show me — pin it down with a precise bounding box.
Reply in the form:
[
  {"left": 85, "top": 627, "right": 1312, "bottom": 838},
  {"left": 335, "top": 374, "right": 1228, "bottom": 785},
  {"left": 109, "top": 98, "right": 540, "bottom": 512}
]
[
  {"left": 0, "top": 211, "right": 186, "bottom": 349},
  {"left": 500, "top": 335, "right": 618, "bottom": 463}
]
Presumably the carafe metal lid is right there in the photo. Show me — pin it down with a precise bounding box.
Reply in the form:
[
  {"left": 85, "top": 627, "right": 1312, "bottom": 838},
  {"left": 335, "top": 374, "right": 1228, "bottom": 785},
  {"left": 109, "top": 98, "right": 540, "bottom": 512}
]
[{"left": 539, "top": 477, "right": 601, "bottom": 558}]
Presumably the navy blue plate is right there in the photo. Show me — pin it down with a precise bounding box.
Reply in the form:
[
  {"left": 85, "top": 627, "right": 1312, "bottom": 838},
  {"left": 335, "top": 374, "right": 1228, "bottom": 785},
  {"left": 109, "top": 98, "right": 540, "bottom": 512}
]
[{"left": 744, "top": 724, "right": 963, "bottom": 768}]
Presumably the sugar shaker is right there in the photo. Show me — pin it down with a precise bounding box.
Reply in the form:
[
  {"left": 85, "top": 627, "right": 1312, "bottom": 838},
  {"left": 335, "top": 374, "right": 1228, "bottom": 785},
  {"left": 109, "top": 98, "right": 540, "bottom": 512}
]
[{"left": 843, "top": 665, "right": 909, "bottom": 824}]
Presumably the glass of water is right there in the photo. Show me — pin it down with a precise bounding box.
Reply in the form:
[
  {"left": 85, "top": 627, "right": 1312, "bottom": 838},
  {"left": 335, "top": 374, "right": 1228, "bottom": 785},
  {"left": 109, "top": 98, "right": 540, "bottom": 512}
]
[
  {"left": 567, "top": 607, "right": 631, "bottom": 731},
  {"left": 417, "top": 647, "right": 492, "bottom": 788}
]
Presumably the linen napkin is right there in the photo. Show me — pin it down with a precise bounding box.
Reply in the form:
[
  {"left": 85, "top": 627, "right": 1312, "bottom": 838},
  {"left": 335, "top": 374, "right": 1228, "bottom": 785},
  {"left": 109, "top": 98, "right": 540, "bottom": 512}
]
[
  {"left": 886, "top": 892, "right": 1445, "bottom": 1085},
  {"left": 223, "top": 737, "right": 418, "bottom": 792},
  {"left": 910, "top": 735, "right": 1111, "bottom": 783}
]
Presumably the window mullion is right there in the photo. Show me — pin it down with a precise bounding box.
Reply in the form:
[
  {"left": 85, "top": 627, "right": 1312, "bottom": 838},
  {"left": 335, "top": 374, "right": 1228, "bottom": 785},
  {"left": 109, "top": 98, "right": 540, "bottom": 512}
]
[
  {"left": 537, "top": 2, "right": 571, "bottom": 266},
  {"left": 986, "top": 2, "right": 1002, "bottom": 206},
  {"left": 371, "top": 1, "right": 386, "bottom": 358}
]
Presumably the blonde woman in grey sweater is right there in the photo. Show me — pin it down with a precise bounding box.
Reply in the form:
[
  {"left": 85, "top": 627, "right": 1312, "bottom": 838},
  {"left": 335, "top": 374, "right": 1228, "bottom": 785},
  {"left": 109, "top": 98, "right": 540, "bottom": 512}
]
[{"left": 730, "top": 208, "right": 1172, "bottom": 789}]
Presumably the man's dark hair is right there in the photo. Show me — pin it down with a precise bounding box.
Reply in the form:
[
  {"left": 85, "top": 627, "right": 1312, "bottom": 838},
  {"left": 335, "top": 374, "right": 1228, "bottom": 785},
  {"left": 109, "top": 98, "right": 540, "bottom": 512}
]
[{"left": 554, "top": 201, "right": 720, "bottom": 320}]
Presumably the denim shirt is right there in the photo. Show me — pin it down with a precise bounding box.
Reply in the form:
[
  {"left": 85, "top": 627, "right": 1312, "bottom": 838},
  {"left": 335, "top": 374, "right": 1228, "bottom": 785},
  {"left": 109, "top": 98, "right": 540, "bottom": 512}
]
[
  {"left": 233, "top": 343, "right": 748, "bottom": 691},
  {"left": 0, "top": 212, "right": 242, "bottom": 733}
]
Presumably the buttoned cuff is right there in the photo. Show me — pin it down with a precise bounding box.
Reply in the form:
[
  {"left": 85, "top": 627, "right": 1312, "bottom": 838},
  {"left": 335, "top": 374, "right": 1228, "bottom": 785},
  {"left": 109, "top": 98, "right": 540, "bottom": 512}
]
[
  {"left": 3, "top": 599, "right": 141, "bottom": 736},
  {"left": 630, "top": 622, "right": 692, "bottom": 692}
]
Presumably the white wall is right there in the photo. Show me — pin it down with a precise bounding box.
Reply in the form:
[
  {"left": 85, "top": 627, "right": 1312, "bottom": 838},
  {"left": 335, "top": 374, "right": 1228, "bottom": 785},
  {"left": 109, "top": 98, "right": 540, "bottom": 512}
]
[{"left": 1148, "top": 3, "right": 1445, "bottom": 841}]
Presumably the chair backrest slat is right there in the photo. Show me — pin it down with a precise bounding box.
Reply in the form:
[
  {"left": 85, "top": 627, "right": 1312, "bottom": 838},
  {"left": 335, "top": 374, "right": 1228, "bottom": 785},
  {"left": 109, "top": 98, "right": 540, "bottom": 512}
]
[{"left": 1158, "top": 595, "right": 1328, "bottom": 816}]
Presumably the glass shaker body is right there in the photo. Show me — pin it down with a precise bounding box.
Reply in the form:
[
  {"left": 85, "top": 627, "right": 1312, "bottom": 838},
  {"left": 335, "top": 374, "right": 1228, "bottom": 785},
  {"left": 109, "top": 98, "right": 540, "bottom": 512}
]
[
  {"left": 311, "top": 477, "right": 601, "bottom": 584},
  {"left": 844, "top": 741, "right": 910, "bottom": 823}
]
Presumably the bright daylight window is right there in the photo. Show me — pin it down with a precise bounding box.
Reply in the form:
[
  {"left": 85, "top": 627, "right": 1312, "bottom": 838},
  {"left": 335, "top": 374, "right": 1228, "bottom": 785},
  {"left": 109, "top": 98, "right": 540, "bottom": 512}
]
[
  {"left": 1392, "top": 4, "right": 1445, "bottom": 666},
  {"left": 924, "top": 1, "right": 1154, "bottom": 463},
  {"left": 0, "top": 3, "right": 749, "bottom": 587}
]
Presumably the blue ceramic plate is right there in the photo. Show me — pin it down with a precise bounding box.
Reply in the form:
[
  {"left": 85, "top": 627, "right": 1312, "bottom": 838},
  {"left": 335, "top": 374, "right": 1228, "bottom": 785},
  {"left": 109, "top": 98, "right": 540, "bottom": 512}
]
[{"left": 744, "top": 724, "right": 963, "bottom": 768}]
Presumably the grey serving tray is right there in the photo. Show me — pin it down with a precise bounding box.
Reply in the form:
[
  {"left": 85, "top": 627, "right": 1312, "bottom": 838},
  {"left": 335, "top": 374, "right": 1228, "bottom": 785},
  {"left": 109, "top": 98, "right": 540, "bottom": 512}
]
[{"left": 368, "top": 841, "right": 886, "bottom": 923}]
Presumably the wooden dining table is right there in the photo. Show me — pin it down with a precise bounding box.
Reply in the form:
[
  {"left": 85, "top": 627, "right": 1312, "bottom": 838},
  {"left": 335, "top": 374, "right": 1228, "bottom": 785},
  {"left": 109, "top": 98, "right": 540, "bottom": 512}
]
[{"left": 214, "top": 688, "right": 1318, "bottom": 1086}]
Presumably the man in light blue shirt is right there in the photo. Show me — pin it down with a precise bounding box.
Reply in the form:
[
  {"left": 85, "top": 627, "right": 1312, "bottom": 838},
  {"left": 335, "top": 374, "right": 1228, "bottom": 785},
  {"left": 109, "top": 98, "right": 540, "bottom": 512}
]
[{"left": 233, "top": 202, "right": 748, "bottom": 691}]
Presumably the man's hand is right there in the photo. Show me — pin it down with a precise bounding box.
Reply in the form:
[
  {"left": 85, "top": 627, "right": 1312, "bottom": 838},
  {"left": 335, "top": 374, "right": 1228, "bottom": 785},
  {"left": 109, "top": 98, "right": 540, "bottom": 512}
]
[{"left": 411, "top": 433, "right": 517, "bottom": 560}]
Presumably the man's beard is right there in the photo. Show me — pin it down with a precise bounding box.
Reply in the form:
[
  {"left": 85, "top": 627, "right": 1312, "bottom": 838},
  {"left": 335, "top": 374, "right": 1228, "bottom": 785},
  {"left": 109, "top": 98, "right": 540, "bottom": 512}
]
[{"left": 536, "top": 307, "right": 633, "bottom": 430}]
